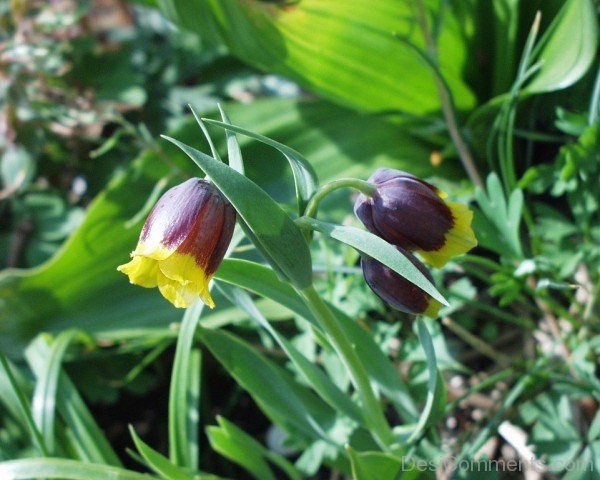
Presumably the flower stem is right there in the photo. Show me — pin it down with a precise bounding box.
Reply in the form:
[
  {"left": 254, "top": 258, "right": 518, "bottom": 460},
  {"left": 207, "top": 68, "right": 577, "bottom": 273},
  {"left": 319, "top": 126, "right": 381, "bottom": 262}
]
[
  {"left": 304, "top": 178, "right": 376, "bottom": 219},
  {"left": 299, "top": 285, "right": 396, "bottom": 451}
]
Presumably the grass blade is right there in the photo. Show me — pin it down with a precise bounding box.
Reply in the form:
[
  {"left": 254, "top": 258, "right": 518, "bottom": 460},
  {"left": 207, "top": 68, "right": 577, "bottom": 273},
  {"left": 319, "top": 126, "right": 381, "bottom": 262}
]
[
  {"left": 0, "top": 353, "right": 48, "bottom": 457},
  {"left": 169, "top": 302, "right": 204, "bottom": 470}
]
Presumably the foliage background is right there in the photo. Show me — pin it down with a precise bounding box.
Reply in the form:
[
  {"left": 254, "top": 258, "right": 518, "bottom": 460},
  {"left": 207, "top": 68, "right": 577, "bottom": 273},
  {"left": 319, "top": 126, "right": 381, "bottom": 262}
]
[{"left": 0, "top": 0, "right": 599, "bottom": 479}]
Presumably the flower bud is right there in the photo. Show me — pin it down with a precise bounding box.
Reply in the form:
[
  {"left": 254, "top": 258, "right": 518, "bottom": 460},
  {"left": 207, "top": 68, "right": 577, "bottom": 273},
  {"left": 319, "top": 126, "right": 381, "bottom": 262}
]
[
  {"left": 361, "top": 248, "right": 441, "bottom": 317},
  {"left": 118, "top": 178, "right": 236, "bottom": 309},
  {"left": 354, "top": 168, "right": 476, "bottom": 268}
]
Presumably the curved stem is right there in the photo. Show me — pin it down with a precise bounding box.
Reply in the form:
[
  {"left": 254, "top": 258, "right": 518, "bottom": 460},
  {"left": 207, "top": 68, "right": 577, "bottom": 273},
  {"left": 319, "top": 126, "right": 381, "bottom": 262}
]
[
  {"left": 304, "top": 178, "right": 376, "bottom": 219},
  {"left": 415, "top": 0, "right": 483, "bottom": 188},
  {"left": 299, "top": 286, "right": 396, "bottom": 452}
]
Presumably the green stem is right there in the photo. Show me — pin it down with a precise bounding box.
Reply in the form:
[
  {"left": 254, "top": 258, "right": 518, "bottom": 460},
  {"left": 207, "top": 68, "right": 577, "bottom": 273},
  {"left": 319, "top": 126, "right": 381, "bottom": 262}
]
[
  {"left": 299, "top": 285, "right": 396, "bottom": 451},
  {"left": 304, "top": 178, "right": 376, "bottom": 219}
]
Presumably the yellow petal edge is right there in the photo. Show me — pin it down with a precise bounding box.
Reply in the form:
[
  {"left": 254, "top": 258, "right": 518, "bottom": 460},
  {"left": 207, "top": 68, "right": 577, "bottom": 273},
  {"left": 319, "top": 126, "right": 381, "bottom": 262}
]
[
  {"left": 419, "top": 202, "right": 477, "bottom": 269},
  {"left": 118, "top": 245, "right": 215, "bottom": 309}
]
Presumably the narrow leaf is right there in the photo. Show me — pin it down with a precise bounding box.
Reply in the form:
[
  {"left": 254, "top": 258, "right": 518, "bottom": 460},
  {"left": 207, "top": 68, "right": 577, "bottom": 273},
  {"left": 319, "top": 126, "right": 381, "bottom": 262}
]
[
  {"left": 31, "top": 329, "right": 80, "bottom": 454},
  {"left": 406, "top": 319, "right": 440, "bottom": 444},
  {"left": 169, "top": 302, "right": 204, "bottom": 470},
  {"left": 161, "top": 135, "right": 313, "bottom": 289},
  {"left": 201, "top": 118, "right": 318, "bottom": 213},
  {"left": 130, "top": 426, "right": 195, "bottom": 480},
  {"left": 217, "top": 283, "right": 365, "bottom": 426},
  {"left": 0, "top": 458, "right": 154, "bottom": 480},
  {"left": 217, "top": 105, "right": 244, "bottom": 174},
  {"left": 297, "top": 217, "right": 448, "bottom": 305}
]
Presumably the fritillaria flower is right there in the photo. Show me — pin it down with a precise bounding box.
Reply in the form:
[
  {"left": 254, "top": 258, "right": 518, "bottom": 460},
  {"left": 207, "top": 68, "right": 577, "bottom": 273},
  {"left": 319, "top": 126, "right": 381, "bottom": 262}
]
[
  {"left": 354, "top": 168, "right": 476, "bottom": 268},
  {"left": 361, "top": 248, "right": 441, "bottom": 317},
  {"left": 118, "top": 178, "right": 236, "bottom": 308}
]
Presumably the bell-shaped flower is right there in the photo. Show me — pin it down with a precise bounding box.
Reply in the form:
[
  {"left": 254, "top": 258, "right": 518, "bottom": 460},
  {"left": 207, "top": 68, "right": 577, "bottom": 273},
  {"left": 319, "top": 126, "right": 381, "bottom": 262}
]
[
  {"left": 361, "top": 248, "right": 441, "bottom": 317},
  {"left": 118, "top": 178, "right": 236, "bottom": 308},
  {"left": 354, "top": 168, "right": 476, "bottom": 268}
]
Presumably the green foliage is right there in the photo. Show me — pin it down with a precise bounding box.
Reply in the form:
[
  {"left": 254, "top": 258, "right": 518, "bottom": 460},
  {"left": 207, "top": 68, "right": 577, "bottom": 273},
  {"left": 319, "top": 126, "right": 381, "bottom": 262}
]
[{"left": 1, "top": 1, "right": 599, "bottom": 479}]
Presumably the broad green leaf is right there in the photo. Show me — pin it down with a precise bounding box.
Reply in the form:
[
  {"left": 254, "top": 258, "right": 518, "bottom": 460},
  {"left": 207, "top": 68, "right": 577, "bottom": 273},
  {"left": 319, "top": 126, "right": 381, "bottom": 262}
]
[
  {"left": 491, "top": 0, "right": 520, "bottom": 95},
  {"left": 217, "top": 283, "right": 364, "bottom": 426},
  {"left": 30, "top": 330, "right": 81, "bottom": 454},
  {"left": 25, "top": 337, "right": 122, "bottom": 465},
  {"left": 0, "top": 99, "right": 441, "bottom": 356},
  {"left": 167, "top": 0, "right": 475, "bottom": 115},
  {"left": 130, "top": 427, "right": 196, "bottom": 480},
  {"left": 157, "top": 0, "right": 222, "bottom": 47},
  {"left": 169, "top": 303, "right": 203, "bottom": 470},
  {"left": 202, "top": 117, "right": 318, "bottom": 213},
  {"left": 0, "top": 458, "right": 154, "bottom": 480},
  {"left": 297, "top": 217, "right": 448, "bottom": 306},
  {"left": 162, "top": 135, "right": 313, "bottom": 289},
  {"left": 526, "top": 0, "right": 598, "bottom": 93}
]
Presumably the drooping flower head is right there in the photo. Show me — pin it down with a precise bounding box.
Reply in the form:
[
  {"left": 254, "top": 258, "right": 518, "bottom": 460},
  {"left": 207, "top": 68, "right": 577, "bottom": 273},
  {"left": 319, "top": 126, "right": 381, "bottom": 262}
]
[
  {"left": 354, "top": 168, "right": 476, "bottom": 268},
  {"left": 118, "top": 178, "right": 236, "bottom": 308},
  {"left": 361, "top": 248, "right": 441, "bottom": 317}
]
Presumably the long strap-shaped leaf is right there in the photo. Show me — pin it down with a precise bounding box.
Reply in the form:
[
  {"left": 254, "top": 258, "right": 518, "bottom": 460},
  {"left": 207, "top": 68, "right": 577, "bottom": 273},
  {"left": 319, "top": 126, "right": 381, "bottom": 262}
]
[
  {"left": 162, "top": 135, "right": 313, "bottom": 289},
  {"left": 296, "top": 217, "right": 448, "bottom": 305},
  {"left": 0, "top": 458, "right": 154, "bottom": 480},
  {"left": 201, "top": 117, "right": 318, "bottom": 214}
]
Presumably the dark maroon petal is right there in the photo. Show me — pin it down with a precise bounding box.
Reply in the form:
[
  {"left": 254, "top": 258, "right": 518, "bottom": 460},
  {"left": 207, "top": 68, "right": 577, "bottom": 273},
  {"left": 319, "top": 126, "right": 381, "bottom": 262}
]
[
  {"left": 361, "top": 249, "right": 433, "bottom": 315},
  {"left": 173, "top": 181, "right": 236, "bottom": 274},
  {"left": 140, "top": 178, "right": 236, "bottom": 274},
  {"left": 353, "top": 193, "right": 377, "bottom": 234},
  {"left": 141, "top": 178, "right": 212, "bottom": 250},
  {"left": 354, "top": 169, "right": 454, "bottom": 252},
  {"left": 368, "top": 168, "right": 415, "bottom": 185}
]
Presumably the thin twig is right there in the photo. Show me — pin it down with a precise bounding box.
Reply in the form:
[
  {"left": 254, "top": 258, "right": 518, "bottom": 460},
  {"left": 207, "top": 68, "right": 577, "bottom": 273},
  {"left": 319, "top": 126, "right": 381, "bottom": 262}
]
[
  {"left": 415, "top": 0, "right": 483, "bottom": 188},
  {"left": 442, "top": 317, "right": 512, "bottom": 367}
]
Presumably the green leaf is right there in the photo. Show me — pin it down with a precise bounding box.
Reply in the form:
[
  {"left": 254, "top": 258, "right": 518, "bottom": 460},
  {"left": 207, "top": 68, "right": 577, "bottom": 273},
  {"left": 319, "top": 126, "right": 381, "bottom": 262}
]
[
  {"left": 207, "top": 417, "right": 275, "bottom": 480},
  {"left": 347, "top": 447, "right": 405, "bottom": 480},
  {"left": 209, "top": 417, "right": 302, "bottom": 480},
  {"left": 198, "top": 327, "right": 335, "bottom": 443},
  {"left": 130, "top": 427, "right": 195, "bottom": 480},
  {"left": 0, "top": 458, "right": 154, "bottom": 480},
  {"left": 0, "top": 353, "right": 48, "bottom": 457},
  {"left": 202, "top": 117, "right": 318, "bottom": 213},
  {"left": 217, "top": 283, "right": 364, "bottom": 426},
  {"left": 0, "top": 99, "right": 441, "bottom": 356},
  {"left": 30, "top": 330, "right": 81, "bottom": 454},
  {"left": 169, "top": 303, "right": 203, "bottom": 470},
  {"left": 216, "top": 259, "right": 418, "bottom": 422},
  {"left": 474, "top": 173, "right": 523, "bottom": 258},
  {"left": 165, "top": 0, "right": 475, "bottom": 115},
  {"left": 162, "top": 135, "right": 313, "bottom": 289},
  {"left": 215, "top": 259, "right": 313, "bottom": 321},
  {"left": 217, "top": 105, "right": 244, "bottom": 174},
  {"left": 405, "top": 319, "right": 441, "bottom": 444},
  {"left": 297, "top": 217, "right": 448, "bottom": 306},
  {"left": 25, "top": 337, "right": 122, "bottom": 465},
  {"left": 526, "top": 0, "right": 598, "bottom": 93}
]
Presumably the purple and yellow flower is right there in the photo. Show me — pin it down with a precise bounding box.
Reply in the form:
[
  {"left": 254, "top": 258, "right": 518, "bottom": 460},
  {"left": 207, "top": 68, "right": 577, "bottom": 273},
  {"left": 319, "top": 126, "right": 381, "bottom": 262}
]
[
  {"left": 118, "top": 178, "right": 236, "bottom": 309},
  {"left": 361, "top": 248, "right": 441, "bottom": 317},
  {"left": 354, "top": 168, "right": 476, "bottom": 268}
]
